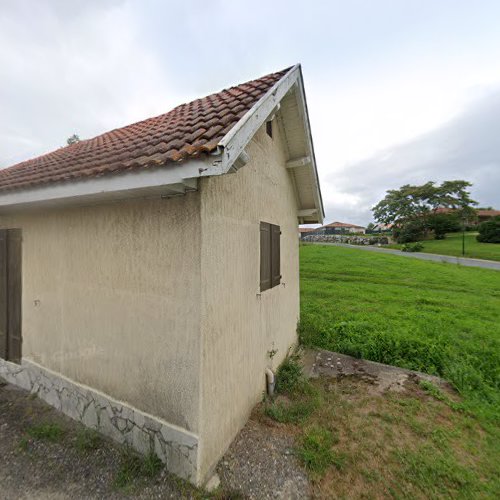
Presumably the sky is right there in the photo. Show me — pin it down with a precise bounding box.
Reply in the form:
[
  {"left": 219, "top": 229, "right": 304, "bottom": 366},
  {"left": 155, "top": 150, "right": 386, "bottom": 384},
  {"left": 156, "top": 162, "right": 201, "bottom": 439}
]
[{"left": 1, "top": 0, "right": 500, "bottom": 226}]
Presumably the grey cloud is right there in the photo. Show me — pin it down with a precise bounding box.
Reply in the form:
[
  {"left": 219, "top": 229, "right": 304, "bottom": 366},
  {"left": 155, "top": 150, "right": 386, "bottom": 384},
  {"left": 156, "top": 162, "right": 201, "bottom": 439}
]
[{"left": 324, "top": 87, "right": 500, "bottom": 224}]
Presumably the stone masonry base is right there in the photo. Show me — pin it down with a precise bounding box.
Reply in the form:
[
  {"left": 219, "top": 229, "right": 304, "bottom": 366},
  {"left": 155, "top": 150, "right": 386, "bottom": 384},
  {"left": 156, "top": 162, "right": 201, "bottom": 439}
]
[{"left": 0, "top": 358, "right": 199, "bottom": 484}]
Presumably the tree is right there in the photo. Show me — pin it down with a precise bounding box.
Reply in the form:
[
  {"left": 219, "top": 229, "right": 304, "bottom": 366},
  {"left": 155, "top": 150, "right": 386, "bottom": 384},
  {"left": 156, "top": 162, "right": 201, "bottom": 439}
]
[
  {"left": 427, "top": 213, "right": 461, "bottom": 239},
  {"left": 366, "top": 222, "right": 376, "bottom": 233},
  {"left": 66, "top": 134, "right": 80, "bottom": 145},
  {"left": 373, "top": 181, "right": 476, "bottom": 226},
  {"left": 372, "top": 181, "right": 477, "bottom": 242},
  {"left": 477, "top": 216, "right": 500, "bottom": 243}
]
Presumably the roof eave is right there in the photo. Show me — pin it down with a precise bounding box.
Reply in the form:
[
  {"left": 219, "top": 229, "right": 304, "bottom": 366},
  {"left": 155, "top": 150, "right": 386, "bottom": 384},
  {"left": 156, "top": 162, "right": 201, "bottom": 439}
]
[{"left": 201, "top": 64, "right": 324, "bottom": 224}]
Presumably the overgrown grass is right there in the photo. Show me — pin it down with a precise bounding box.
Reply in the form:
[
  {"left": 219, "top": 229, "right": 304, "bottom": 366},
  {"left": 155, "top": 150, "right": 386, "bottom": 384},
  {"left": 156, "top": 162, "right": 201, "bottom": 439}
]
[
  {"left": 293, "top": 244, "right": 500, "bottom": 497},
  {"left": 387, "top": 232, "right": 500, "bottom": 261},
  {"left": 264, "top": 349, "right": 321, "bottom": 424},
  {"left": 299, "top": 244, "right": 500, "bottom": 422},
  {"left": 75, "top": 428, "right": 102, "bottom": 452},
  {"left": 114, "top": 448, "right": 163, "bottom": 489},
  {"left": 27, "top": 422, "right": 65, "bottom": 442}
]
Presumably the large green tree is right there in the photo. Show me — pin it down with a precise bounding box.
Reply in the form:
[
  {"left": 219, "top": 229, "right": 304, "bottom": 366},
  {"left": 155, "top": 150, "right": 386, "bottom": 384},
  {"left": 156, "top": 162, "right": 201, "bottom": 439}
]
[
  {"left": 372, "top": 181, "right": 477, "bottom": 242},
  {"left": 372, "top": 180, "right": 477, "bottom": 225}
]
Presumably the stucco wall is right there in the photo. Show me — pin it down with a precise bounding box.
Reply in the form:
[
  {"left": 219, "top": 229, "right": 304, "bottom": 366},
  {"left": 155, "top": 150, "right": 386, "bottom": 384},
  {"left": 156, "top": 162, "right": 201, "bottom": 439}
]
[
  {"left": 198, "top": 124, "right": 300, "bottom": 479},
  {"left": 0, "top": 194, "right": 202, "bottom": 434}
]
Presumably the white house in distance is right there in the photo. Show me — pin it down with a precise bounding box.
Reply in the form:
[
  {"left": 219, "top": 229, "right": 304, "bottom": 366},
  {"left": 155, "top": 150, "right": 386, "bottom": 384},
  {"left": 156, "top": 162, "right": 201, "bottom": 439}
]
[
  {"left": 317, "top": 221, "right": 366, "bottom": 234},
  {"left": 0, "top": 65, "right": 323, "bottom": 485}
]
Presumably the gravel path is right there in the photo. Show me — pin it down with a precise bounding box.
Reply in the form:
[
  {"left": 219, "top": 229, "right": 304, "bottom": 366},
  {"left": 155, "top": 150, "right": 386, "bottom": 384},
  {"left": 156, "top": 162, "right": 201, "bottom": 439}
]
[
  {"left": 0, "top": 382, "right": 199, "bottom": 499},
  {"left": 310, "top": 242, "right": 500, "bottom": 270},
  {"left": 217, "top": 417, "right": 309, "bottom": 499}
]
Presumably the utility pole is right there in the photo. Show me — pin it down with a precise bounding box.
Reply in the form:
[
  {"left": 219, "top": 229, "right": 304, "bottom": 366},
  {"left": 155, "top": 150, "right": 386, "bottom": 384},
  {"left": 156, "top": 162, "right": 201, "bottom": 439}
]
[{"left": 462, "top": 216, "right": 466, "bottom": 257}]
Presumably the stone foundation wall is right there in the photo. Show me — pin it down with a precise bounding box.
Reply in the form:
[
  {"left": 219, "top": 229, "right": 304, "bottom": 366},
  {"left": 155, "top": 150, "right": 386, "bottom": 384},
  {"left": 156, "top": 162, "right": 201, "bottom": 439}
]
[
  {"left": 0, "top": 358, "right": 199, "bottom": 483},
  {"left": 302, "top": 234, "right": 389, "bottom": 245}
]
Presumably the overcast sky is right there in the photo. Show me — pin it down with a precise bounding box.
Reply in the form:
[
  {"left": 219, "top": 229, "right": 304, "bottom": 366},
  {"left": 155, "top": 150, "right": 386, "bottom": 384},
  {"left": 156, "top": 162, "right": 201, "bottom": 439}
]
[{"left": 1, "top": 0, "right": 500, "bottom": 225}]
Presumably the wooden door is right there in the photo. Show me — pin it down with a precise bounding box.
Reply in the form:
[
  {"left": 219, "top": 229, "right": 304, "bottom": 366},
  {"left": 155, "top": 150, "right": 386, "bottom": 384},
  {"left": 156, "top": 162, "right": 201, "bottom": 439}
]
[{"left": 0, "top": 229, "right": 22, "bottom": 362}]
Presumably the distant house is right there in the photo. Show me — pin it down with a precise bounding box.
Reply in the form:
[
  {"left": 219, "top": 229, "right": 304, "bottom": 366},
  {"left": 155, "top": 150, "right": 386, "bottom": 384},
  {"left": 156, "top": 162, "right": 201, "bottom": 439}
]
[
  {"left": 317, "top": 221, "right": 366, "bottom": 235},
  {"left": 372, "top": 223, "right": 393, "bottom": 233},
  {"left": 0, "top": 65, "right": 324, "bottom": 486},
  {"left": 298, "top": 227, "right": 316, "bottom": 238},
  {"left": 434, "top": 207, "right": 500, "bottom": 225},
  {"left": 476, "top": 209, "right": 500, "bottom": 223}
]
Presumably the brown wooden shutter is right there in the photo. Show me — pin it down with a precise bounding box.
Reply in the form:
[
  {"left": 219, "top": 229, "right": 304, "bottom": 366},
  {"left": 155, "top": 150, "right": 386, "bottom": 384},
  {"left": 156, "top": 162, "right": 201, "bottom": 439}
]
[
  {"left": 260, "top": 222, "right": 271, "bottom": 291},
  {"left": 6, "top": 229, "right": 22, "bottom": 362},
  {"left": 0, "top": 230, "right": 7, "bottom": 359},
  {"left": 271, "top": 224, "right": 281, "bottom": 287}
]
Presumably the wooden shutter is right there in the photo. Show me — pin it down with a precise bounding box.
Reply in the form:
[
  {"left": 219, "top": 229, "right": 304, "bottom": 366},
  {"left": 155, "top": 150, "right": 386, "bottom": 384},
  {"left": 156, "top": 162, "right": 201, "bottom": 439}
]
[
  {"left": 260, "top": 222, "right": 271, "bottom": 291},
  {"left": 271, "top": 224, "right": 281, "bottom": 287},
  {"left": 6, "top": 229, "right": 22, "bottom": 362},
  {"left": 0, "top": 230, "right": 7, "bottom": 359}
]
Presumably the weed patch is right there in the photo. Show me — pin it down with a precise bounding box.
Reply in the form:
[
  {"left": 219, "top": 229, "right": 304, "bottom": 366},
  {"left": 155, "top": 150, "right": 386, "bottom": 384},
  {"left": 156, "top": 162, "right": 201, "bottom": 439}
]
[
  {"left": 275, "top": 349, "right": 304, "bottom": 394},
  {"left": 114, "top": 449, "right": 163, "bottom": 489},
  {"left": 297, "top": 426, "right": 345, "bottom": 476},
  {"left": 27, "top": 422, "right": 64, "bottom": 442},
  {"left": 75, "top": 428, "right": 102, "bottom": 452}
]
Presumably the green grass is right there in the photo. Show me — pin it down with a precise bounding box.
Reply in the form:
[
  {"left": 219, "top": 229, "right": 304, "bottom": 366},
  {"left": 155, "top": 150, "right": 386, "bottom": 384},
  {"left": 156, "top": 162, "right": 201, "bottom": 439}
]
[
  {"left": 27, "top": 422, "right": 65, "bottom": 442},
  {"left": 74, "top": 428, "right": 103, "bottom": 452},
  {"left": 299, "top": 244, "right": 500, "bottom": 421},
  {"left": 264, "top": 362, "right": 500, "bottom": 498},
  {"left": 297, "top": 425, "right": 346, "bottom": 476},
  {"left": 114, "top": 449, "right": 163, "bottom": 490},
  {"left": 387, "top": 232, "right": 500, "bottom": 261}
]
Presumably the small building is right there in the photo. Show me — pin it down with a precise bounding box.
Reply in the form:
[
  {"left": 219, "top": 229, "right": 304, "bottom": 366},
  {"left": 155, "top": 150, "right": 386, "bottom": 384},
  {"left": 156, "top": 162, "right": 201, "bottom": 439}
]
[
  {"left": 371, "top": 223, "right": 393, "bottom": 233},
  {"left": 0, "top": 65, "right": 324, "bottom": 485},
  {"left": 298, "top": 226, "right": 317, "bottom": 239},
  {"left": 318, "top": 221, "right": 366, "bottom": 234},
  {"left": 434, "top": 207, "right": 500, "bottom": 225}
]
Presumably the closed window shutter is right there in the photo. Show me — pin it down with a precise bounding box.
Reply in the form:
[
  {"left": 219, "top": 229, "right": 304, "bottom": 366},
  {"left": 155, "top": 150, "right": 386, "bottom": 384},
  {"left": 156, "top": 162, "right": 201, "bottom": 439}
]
[
  {"left": 260, "top": 222, "right": 271, "bottom": 291},
  {"left": 271, "top": 224, "right": 281, "bottom": 287},
  {"left": 0, "top": 230, "right": 7, "bottom": 359}
]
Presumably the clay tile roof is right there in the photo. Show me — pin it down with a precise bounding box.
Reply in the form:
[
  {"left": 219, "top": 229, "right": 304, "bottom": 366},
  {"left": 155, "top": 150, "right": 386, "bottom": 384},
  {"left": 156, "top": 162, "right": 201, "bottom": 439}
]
[
  {"left": 323, "top": 221, "right": 365, "bottom": 228},
  {"left": 0, "top": 68, "right": 291, "bottom": 192}
]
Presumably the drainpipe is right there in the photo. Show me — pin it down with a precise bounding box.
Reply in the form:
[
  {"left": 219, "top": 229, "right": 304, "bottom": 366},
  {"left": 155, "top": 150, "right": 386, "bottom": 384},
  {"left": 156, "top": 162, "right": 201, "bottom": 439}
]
[{"left": 265, "top": 368, "right": 275, "bottom": 397}]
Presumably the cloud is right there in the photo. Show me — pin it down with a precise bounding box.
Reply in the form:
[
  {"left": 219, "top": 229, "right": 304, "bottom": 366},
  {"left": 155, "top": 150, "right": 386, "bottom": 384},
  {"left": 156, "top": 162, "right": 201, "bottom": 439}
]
[
  {"left": 0, "top": 0, "right": 178, "bottom": 166},
  {"left": 322, "top": 87, "right": 500, "bottom": 225}
]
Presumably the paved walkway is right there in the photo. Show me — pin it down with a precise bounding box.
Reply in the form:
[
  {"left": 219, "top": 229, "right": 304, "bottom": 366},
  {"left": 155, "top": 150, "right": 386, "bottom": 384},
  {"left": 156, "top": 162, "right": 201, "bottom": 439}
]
[{"left": 313, "top": 242, "right": 500, "bottom": 270}]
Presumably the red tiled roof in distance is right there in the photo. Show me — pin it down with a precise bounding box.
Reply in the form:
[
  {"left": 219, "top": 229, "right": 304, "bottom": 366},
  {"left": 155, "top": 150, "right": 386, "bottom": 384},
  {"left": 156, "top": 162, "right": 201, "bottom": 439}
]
[
  {"left": 322, "top": 221, "right": 366, "bottom": 228},
  {"left": 435, "top": 208, "right": 500, "bottom": 217},
  {"left": 0, "top": 68, "right": 291, "bottom": 192}
]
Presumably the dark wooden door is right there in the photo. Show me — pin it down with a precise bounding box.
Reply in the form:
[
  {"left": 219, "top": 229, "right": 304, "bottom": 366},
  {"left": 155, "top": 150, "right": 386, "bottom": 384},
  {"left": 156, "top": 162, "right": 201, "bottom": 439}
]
[
  {"left": 0, "top": 229, "right": 22, "bottom": 362},
  {"left": 0, "top": 230, "right": 7, "bottom": 359}
]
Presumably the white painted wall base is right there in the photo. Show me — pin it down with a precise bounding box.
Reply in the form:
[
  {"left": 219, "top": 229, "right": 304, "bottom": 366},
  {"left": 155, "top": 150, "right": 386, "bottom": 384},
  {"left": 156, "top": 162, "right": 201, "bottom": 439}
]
[{"left": 0, "top": 358, "right": 200, "bottom": 484}]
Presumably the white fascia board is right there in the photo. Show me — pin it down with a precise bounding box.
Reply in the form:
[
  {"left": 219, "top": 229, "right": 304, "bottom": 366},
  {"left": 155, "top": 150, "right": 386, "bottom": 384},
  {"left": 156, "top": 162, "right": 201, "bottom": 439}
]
[
  {"left": 294, "top": 66, "right": 325, "bottom": 223},
  {"left": 203, "top": 64, "right": 324, "bottom": 224},
  {"left": 0, "top": 159, "right": 208, "bottom": 213},
  {"left": 201, "top": 65, "right": 301, "bottom": 176}
]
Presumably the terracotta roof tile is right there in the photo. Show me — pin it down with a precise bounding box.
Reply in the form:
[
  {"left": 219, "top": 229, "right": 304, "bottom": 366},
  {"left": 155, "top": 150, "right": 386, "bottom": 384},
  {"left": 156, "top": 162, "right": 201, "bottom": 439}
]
[{"left": 0, "top": 67, "right": 291, "bottom": 192}]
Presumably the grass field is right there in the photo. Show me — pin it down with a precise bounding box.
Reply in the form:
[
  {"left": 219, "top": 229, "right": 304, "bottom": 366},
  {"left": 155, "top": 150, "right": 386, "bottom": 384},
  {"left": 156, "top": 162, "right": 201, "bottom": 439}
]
[
  {"left": 387, "top": 232, "right": 500, "bottom": 261},
  {"left": 299, "top": 244, "right": 500, "bottom": 417},
  {"left": 294, "top": 243, "right": 500, "bottom": 496}
]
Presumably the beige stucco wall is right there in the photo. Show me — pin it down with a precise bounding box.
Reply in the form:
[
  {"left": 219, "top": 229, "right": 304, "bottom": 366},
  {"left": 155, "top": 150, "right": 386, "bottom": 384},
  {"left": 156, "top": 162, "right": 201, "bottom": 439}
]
[
  {"left": 198, "top": 123, "right": 300, "bottom": 479},
  {"left": 0, "top": 195, "right": 202, "bottom": 433},
  {"left": 0, "top": 120, "right": 300, "bottom": 484}
]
